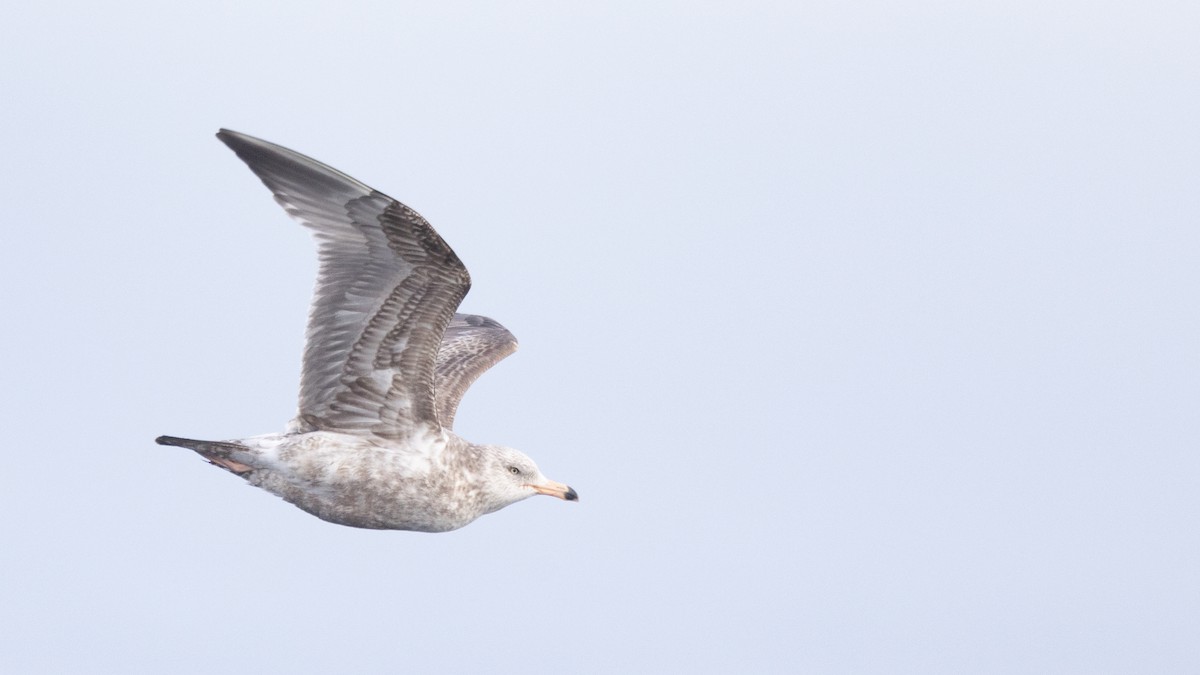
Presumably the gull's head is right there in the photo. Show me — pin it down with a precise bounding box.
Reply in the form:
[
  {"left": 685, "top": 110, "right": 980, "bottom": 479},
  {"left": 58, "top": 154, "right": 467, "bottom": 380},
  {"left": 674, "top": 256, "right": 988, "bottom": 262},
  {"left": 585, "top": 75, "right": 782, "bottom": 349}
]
[{"left": 479, "top": 445, "right": 578, "bottom": 513}]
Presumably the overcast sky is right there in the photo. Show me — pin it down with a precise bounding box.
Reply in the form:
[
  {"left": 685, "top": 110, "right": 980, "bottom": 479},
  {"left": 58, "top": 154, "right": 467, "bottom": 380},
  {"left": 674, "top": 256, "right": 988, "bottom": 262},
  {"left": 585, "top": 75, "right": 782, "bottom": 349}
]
[{"left": 2, "top": 2, "right": 1198, "bottom": 673}]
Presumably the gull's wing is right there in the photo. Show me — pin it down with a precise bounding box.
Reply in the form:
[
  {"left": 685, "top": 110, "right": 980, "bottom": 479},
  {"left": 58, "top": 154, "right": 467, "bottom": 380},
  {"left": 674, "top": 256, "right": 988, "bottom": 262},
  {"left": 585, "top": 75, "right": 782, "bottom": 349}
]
[
  {"left": 435, "top": 313, "right": 519, "bottom": 429},
  {"left": 217, "top": 130, "right": 470, "bottom": 441}
]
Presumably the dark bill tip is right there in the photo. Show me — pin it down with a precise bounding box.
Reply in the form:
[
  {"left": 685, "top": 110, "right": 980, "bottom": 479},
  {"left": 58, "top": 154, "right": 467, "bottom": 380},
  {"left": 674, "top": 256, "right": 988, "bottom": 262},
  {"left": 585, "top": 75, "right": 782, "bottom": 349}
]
[{"left": 565, "top": 487, "right": 579, "bottom": 502}]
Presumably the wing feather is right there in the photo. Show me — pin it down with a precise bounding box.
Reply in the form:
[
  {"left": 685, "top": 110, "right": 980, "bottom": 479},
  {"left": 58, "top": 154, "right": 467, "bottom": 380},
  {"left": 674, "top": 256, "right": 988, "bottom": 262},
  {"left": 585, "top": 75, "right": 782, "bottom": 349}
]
[
  {"left": 434, "top": 314, "right": 519, "bottom": 429},
  {"left": 216, "top": 130, "right": 470, "bottom": 440}
]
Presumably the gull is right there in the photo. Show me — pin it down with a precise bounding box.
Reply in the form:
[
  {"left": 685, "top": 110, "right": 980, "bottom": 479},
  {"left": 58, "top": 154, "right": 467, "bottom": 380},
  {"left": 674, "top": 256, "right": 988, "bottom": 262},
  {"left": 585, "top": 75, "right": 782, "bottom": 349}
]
[{"left": 157, "top": 130, "right": 577, "bottom": 532}]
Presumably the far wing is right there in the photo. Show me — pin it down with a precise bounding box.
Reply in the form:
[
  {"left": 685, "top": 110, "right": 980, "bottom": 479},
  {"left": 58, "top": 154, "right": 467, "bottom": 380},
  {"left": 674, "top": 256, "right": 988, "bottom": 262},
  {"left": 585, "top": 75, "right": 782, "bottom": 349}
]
[{"left": 434, "top": 314, "right": 518, "bottom": 429}]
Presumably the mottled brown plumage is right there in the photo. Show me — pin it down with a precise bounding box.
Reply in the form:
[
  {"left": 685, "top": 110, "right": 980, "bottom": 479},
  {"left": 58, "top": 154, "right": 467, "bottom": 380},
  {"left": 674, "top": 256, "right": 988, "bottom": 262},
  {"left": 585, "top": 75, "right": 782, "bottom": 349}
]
[{"left": 157, "top": 130, "right": 575, "bottom": 531}]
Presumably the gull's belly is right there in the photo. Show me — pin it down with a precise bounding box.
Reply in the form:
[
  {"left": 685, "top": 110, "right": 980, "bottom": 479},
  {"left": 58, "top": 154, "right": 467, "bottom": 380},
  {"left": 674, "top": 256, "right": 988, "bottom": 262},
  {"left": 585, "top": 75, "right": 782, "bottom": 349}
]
[{"left": 245, "top": 432, "right": 482, "bottom": 532}]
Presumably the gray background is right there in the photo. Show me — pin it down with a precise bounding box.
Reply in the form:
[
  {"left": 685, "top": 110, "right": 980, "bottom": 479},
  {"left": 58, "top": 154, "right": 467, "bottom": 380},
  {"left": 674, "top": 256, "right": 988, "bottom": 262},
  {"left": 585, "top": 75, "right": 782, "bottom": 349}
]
[{"left": 2, "top": 2, "right": 1197, "bottom": 673}]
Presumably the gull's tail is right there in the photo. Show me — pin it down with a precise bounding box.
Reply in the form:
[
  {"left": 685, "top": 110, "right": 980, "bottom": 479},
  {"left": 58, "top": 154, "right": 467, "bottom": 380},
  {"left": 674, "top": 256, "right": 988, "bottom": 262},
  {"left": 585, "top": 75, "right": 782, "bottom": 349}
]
[{"left": 156, "top": 435, "right": 254, "bottom": 476}]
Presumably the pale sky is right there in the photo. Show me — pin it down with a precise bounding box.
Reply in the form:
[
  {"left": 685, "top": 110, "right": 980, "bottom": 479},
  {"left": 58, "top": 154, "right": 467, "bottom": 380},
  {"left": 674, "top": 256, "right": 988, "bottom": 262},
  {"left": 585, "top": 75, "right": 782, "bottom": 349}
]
[{"left": 2, "top": 2, "right": 1198, "bottom": 673}]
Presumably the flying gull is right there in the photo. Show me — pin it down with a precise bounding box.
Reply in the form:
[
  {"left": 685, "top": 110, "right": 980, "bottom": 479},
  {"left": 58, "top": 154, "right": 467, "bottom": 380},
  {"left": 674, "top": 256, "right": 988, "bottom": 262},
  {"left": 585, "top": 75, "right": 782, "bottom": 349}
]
[{"left": 157, "top": 130, "right": 577, "bottom": 532}]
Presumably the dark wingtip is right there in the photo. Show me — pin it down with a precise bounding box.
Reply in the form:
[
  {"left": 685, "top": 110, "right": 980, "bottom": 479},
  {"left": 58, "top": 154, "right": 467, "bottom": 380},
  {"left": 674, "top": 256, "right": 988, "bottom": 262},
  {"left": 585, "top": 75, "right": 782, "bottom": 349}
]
[
  {"left": 565, "top": 487, "right": 579, "bottom": 502},
  {"left": 156, "top": 435, "right": 190, "bottom": 447},
  {"left": 215, "top": 128, "right": 257, "bottom": 153}
]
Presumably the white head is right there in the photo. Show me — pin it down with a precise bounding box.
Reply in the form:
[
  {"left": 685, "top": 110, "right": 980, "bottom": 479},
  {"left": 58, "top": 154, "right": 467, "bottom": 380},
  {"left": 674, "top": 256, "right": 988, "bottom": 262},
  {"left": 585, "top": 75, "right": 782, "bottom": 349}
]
[{"left": 477, "top": 445, "right": 577, "bottom": 514}]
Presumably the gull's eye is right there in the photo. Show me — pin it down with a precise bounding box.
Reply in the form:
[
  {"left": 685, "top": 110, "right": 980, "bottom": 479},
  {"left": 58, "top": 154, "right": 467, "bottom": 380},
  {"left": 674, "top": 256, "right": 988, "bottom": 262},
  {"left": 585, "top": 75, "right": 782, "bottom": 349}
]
[{"left": 507, "top": 466, "right": 521, "bottom": 475}]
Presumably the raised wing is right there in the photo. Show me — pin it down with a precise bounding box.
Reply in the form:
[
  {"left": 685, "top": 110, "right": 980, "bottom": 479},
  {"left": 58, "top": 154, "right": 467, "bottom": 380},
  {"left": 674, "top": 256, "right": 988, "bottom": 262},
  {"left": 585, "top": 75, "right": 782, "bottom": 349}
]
[
  {"left": 435, "top": 314, "right": 519, "bottom": 429},
  {"left": 217, "top": 130, "right": 470, "bottom": 441}
]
